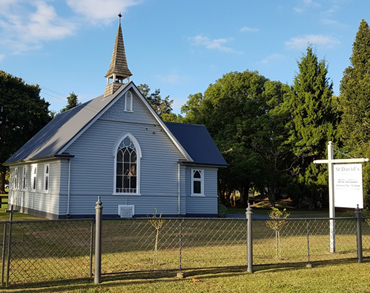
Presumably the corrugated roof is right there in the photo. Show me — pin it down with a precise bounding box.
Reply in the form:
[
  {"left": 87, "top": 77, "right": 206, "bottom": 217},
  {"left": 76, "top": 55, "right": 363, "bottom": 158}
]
[
  {"left": 5, "top": 85, "right": 227, "bottom": 168},
  {"left": 4, "top": 84, "right": 128, "bottom": 164},
  {"left": 164, "top": 122, "right": 227, "bottom": 167}
]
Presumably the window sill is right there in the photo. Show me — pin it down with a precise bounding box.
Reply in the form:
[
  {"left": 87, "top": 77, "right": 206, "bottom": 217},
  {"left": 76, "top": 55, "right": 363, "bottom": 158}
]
[
  {"left": 113, "top": 193, "right": 141, "bottom": 196},
  {"left": 191, "top": 194, "right": 205, "bottom": 197}
]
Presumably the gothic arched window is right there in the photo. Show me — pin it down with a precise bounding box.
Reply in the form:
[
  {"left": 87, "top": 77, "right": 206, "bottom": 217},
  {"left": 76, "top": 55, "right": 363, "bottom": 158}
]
[{"left": 115, "top": 135, "right": 141, "bottom": 194}]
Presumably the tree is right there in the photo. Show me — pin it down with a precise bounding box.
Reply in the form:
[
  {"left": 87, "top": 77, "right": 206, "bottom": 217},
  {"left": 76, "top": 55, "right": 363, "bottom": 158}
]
[
  {"left": 287, "top": 46, "right": 339, "bottom": 208},
  {"left": 60, "top": 92, "right": 81, "bottom": 113},
  {"left": 339, "top": 19, "right": 370, "bottom": 206},
  {"left": 137, "top": 84, "right": 175, "bottom": 120},
  {"left": 0, "top": 71, "right": 51, "bottom": 193},
  {"left": 182, "top": 71, "right": 292, "bottom": 207}
]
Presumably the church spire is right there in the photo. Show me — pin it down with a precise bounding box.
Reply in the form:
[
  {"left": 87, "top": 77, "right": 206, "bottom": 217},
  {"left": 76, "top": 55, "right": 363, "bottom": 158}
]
[{"left": 104, "top": 13, "right": 132, "bottom": 97}]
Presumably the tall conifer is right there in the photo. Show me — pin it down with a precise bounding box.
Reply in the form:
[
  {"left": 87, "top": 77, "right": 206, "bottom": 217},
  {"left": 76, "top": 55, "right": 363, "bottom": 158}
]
[
  {"left": 340, "top": 19, "right": 370, "bottom": 147},
  {"left": 287, "top": 46, "right": 337, "bottom": 208},
  {"left": 340, "top": 19, "right": 370, "bottom": 206}
]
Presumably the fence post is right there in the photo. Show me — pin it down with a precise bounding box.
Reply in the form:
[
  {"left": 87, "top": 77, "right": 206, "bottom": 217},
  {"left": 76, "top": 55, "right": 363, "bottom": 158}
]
[
  {"left": 94, "top": 197, "right": 102, "bottom": 284},
  {"left": 355, "top": 205, "right": 363, "bottom": 263},
  {"left": 246, "top": 203, "right": 253, "bottom": 273},
  {"left": 1, "top": 222, "right": 7, "bottom": 287}
]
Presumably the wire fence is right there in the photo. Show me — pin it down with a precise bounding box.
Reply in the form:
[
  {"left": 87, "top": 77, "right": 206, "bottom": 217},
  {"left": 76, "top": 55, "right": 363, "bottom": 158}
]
[{"left": 1, "top": 210, "right": 370, "bottom": 287}]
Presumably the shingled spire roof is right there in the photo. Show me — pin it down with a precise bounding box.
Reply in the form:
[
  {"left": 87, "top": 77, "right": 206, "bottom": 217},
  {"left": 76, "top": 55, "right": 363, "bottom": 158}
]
[{"left": 104, "top": 14, "right": 132, "bottom": 97}]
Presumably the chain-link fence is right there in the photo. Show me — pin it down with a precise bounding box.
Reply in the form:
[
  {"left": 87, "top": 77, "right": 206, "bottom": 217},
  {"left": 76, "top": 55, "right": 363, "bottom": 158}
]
[{"left": 1, "top": 209, "right": 370, "bottom": 287}]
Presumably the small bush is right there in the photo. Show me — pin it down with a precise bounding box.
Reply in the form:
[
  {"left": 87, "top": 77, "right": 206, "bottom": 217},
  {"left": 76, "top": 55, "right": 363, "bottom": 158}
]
[{"left": 218, "top": 204, "right": 228, "bottom": 218}]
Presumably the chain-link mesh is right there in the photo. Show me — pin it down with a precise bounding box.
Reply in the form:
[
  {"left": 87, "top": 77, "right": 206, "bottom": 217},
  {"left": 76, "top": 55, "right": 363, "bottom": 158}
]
[
  {"left": 3, "top": 219, "right": 94, "bottom": 285},
  {"left": 100, "top": 218, "right": 248, "bottom": 274},
  {"left": 253, "top": 217, "right": 358, "bottom": 265},
  {"left": 2, "top": 215, "right": 370, "bottom": 286}
]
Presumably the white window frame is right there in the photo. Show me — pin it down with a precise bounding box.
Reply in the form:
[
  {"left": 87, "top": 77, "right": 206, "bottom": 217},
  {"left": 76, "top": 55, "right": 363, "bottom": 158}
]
[
  {"left": 191, "top": 169, "right": 204, "bottom": 196},
  {"left": 31, "top": 164, "right": 37, "bottom": 192},
  {"left": 113, "top": 133, "right": 142, "bottom": 195},
  {"left": 22, "top": 166, "right": 27, "bottom": 190},
  {"left": 124, "top": 91, "right": 133, "bottom": 112},
  {"left": 44, "top": 164, "right": 50, "bottom": 192},
  {"left": 13, "top": 167, "right": 18, "bottom": 190}
]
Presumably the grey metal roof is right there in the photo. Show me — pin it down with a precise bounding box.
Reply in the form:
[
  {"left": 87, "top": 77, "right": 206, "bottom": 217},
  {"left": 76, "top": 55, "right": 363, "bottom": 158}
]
[
  {"left": 5, "top": 84, "right": 227, "bottom": 168},
  {"left": 4, "top": 83, "right": 128, "bottom": 164},
  {"left": 164, "top": 122, "right": 227, "bottom": 167}
]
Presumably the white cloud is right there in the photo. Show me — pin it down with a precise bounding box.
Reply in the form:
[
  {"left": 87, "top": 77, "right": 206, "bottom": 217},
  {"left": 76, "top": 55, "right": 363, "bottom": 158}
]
[
  {"left": 0, "top": 1, "right": 75, "bottom": 53},
  {"left": 0, "top": 0, "right": 141, "bottom": 54},
  {"left": 285, "top": 34, "right": 340, "bottom": 50},
  {"left": 240, "top": 26, "right": 259, "bottom": 33},
  {"left": 0, "top": 54, "right": 5, "bottom": 62},
  {"left": 191, "top": 35, "right": 240, "bottom": 53},
  {"left": 66, "top": 0, "right": 140, "bottom": 24}
]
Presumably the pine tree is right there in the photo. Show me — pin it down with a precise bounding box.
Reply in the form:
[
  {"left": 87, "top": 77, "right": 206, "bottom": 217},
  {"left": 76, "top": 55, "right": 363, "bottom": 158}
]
[
  {"left": 287, "top": 46, "right": 338, "bottom": 208},
  {"left": 60, "top": 92, "right": 81, "bottom": 113},
  {"left": 340, "top": 19, "right": 370, "bottom": 147},
  {"left": 339, "top": 19, "right": 370, "bottom": 207}
]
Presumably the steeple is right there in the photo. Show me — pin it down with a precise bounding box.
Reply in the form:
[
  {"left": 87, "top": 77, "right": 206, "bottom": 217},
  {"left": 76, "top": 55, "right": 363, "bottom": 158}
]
[{"left": 104, "top": 13, "right": 132, "bottom": 97}]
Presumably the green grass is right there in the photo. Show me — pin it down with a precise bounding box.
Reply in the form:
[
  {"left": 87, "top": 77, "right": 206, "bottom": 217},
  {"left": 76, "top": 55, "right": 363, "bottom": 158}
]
[
  {"left": 3, "top": 260, "right": 370, "bottom": 292},
  {"left": 0, "top": 205, "right": 46, "bottom": 221}
]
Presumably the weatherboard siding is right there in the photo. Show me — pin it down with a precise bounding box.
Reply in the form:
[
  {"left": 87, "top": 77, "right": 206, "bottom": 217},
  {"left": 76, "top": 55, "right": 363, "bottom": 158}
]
[
  {"left": 185, "top": 167, "right": 218, "bottom": 215},
  {"left": 63, "top": 92, "right": 187, "bottom": 216},
  {"left": 8, "top": 160, "right": 62, "bottom": 215}
]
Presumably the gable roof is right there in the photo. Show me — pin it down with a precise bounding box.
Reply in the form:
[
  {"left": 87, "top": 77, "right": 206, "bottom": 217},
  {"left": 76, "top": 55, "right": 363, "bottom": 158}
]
[
  {"left": 165, "top": 122, "right": 227, "bottom": 167},
  {"left": 5, "top": 83, "right": 226, "bottom": 168}
]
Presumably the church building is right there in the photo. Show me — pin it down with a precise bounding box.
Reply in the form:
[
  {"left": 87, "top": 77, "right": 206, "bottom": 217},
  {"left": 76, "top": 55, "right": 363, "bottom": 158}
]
[{"left": 4, "top": 15, "right": 227, "bottom": 219}]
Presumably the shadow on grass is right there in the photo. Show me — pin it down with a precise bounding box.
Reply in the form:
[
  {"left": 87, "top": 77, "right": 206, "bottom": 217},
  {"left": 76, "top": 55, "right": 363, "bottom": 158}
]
[{"left": 3, "top": 259, "right": 369, "bottom": 292}]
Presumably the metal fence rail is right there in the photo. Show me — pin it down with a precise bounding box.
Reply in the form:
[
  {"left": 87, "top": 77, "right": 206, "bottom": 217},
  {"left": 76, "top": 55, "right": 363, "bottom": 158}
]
[{"left": 1, "top": 205, "right": 370, "bottom": 287}]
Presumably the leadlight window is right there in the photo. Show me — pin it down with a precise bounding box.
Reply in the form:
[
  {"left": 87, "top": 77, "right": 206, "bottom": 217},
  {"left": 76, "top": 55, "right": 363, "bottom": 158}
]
[
  {"left": 116, "top": 137, "right": 137, "bottom": 193},
  {"left": 192, "top": 169, "right": 204, "bottom": 196}
]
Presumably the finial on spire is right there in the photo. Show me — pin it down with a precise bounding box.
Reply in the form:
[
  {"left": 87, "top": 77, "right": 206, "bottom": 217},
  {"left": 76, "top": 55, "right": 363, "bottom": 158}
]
[{"left": 118, "top": 12, "right": 122, "bottom": 22}]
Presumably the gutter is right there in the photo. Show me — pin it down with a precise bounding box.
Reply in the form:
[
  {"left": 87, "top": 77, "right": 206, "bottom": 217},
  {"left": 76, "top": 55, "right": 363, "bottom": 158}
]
[
  {"left": 177, "top": 160, "right": 228, "bottom": 168},
  {"left": 4, "top": 154, "right": 75, "bottom": 166}
]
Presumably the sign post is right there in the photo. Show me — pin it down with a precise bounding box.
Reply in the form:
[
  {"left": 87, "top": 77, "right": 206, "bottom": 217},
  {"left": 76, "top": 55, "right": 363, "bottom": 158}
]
[{"left": 314, "top": 141, "right": 368, "bottom": 253}]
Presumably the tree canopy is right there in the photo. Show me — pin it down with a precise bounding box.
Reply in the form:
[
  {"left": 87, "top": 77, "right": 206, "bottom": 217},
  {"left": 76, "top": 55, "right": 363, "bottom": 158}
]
[
  {"left": 182, "top": 70, "right": 293, "bottom": 206},
  {"left": 0, "top": 70, "right": 51, "bottom": 193},
  {"left": 60, "top": 92, "right": 81, "bottom": 113}
]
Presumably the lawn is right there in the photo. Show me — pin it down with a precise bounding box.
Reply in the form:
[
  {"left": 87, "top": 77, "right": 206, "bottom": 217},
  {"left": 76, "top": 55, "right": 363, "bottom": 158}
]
[
  {"left": 3, "top": 260, "right": 370, "bottom": 292},
  {"left": 0, "top": 204, "right": 46, "bottom": 221}
]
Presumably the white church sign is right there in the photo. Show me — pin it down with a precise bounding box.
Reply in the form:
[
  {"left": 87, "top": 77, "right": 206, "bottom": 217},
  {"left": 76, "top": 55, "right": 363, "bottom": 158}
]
[
  {"left": 314, "top": 141, "right": 368, "bottom": 252},
  {"left": 333, "top": 164, "right": 363, "bottom": 209}
]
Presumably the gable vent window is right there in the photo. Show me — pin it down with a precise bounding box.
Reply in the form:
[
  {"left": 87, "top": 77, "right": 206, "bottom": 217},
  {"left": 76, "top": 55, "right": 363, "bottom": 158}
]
[{"left": 124, "top": 91, "right": 133, "bottom": 112}]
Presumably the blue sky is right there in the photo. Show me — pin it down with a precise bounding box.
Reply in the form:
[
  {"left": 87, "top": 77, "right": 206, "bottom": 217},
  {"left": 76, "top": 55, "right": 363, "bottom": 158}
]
[{"left": 0, "top": 0, "right": 368, "bottom": 114}]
